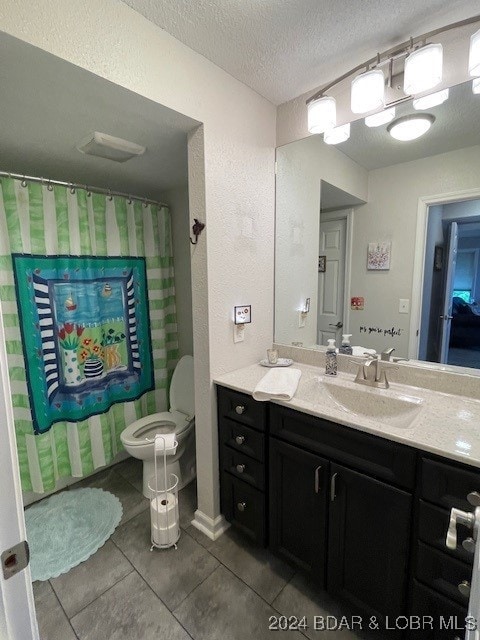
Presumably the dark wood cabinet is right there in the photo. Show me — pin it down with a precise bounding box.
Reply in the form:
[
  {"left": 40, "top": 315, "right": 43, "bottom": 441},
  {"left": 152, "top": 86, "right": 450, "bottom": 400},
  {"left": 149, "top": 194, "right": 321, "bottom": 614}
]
[
  {"left": 269, "top": 438, "right": 329, "bottom": 584},
  {"left": 328, "top": 463, "right": 412, "bottom": 622}
]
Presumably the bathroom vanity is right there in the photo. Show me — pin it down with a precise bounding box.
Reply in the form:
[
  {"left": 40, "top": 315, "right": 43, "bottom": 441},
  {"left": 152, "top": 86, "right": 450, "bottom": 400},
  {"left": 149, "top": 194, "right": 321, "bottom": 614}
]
[{"left": 216, "top": 362, "right": 480, "bottom": 638}]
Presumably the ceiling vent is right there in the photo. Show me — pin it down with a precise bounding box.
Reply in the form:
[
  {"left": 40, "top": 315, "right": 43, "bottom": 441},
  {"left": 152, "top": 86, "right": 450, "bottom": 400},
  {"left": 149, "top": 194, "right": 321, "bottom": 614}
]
[{"left": 77, "top": 132, "right": 146, "bottom": 163}]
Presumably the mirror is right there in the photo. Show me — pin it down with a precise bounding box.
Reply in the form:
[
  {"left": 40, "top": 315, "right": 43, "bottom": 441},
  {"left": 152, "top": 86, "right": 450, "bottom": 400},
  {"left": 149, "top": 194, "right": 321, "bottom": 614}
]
[{"left": 275, "top": 80, "right": 480, "bottom": 369}]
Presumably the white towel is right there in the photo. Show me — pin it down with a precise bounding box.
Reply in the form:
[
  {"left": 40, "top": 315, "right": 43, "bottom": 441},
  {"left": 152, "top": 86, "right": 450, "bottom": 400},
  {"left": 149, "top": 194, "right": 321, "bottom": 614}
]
[{"left": 253, "top": 367, "right": 302, "bottom": 402}]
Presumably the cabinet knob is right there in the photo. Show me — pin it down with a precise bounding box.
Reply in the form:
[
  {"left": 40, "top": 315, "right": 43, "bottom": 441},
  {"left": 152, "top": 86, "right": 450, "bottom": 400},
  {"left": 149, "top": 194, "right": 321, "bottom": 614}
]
[
  {"left": 237, "top": 501, "right": 247, "bottom": 512},
  {"left": 462, "top": 537, "right": 476, "bottom": 554},
  {"left": 235, "top": 405, "right": 245, "bottom": 415},
  {"left": 458, "top": 580, "right": 471, "bottom": 597},
  {"left": 467, "top": 491, "right": 480, "bottom": 507},
  {"left": 235, "top": 435, "right": 245, "bottom": 445},
  {"left": 236, "top": 464, "right": 246, "bottom": 474}
]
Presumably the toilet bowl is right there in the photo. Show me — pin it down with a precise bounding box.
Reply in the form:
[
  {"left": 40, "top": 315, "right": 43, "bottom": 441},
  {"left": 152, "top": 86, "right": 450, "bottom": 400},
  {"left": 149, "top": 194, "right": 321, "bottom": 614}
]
[{"left": 120, "top": 355, "right": 196, "bottom": 498}]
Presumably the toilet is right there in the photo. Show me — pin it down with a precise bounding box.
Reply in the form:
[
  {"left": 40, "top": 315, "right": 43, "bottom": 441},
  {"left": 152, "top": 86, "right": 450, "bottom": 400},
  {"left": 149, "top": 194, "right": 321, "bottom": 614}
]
[{"left": 120, "top": 355, "right": 196, "bottom": 498}]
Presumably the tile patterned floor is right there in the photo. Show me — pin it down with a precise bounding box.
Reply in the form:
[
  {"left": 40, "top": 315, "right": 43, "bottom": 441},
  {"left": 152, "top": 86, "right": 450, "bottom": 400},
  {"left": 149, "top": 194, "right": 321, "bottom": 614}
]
[{"left": 32, "top": 459, "right": 382, "bottom": 640}]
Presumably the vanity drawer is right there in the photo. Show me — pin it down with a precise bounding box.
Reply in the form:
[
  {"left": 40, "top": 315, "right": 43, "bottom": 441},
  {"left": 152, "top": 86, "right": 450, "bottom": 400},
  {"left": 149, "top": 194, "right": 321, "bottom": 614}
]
[
  {"left": 270, "top": 404, "right": 416, "bottom": 489},
  {"left": 219, "top": 418, "right": 265, "bottom": 462},
  {"left": 220, "top": 472, "right": 266, "bottom": 546},
  {"left": 221, "top": 446, "right": 265, "bottom": 491},
  {"left": 416, "top": 542, "right": 471, "bottom": 607},
  {"left": 217, "top": 386, "right": 266, "bottom": 431},
  {"left": 418, "top": 500, "right": 473, "bottom": 564},
  {"left": 409, "top": 580, "right": 467, "bottom": 640},
  {"left": 421, "top": 458, "right": 480, "bottom": 511}
]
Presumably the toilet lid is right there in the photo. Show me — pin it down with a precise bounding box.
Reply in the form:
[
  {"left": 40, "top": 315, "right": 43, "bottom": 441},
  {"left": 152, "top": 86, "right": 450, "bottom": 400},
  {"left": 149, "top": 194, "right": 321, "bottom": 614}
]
[{"left": 170, "top": 355, "right": 195, "bottom": 417}]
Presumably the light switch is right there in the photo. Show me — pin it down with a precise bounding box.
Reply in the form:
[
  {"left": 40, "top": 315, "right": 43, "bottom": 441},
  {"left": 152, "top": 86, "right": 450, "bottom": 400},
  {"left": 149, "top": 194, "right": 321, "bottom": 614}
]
[{"left": 399, "top": 299, "right": 410, "bottom": 314}]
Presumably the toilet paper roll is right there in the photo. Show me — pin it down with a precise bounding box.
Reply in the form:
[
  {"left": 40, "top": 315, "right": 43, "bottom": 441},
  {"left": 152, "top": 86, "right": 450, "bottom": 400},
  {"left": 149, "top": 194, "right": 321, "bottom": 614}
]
[
  {"left": 152, "top": 520, "right": 179, "bottom": 547},
  {"left": 154, "top": 433, "right": 177, "bottom": 455},
  {"left": 150, "top": 492, "right": 178, "bottom": 529}
]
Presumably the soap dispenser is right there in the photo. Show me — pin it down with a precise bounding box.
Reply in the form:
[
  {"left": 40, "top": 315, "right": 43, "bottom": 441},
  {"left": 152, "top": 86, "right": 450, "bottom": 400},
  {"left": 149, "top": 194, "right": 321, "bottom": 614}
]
[
  {"left": 339, "top": 334, "right": 353, "bottom": 355},
  {"left": 325, "top": 339, "right": 337, "bottom": 376}
]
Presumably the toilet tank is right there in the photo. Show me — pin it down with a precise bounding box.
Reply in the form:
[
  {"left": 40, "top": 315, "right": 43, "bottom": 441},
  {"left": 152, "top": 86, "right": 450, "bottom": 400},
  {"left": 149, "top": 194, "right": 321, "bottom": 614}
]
[{"left": 169, "top": 355, "right": 195, "bottom": 418}]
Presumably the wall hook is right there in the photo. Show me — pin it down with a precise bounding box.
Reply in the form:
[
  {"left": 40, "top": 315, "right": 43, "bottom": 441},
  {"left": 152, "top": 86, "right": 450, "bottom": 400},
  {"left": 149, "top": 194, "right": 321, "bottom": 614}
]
[{"left": 190, "top": 219, "right": 205, "bottom": 245}]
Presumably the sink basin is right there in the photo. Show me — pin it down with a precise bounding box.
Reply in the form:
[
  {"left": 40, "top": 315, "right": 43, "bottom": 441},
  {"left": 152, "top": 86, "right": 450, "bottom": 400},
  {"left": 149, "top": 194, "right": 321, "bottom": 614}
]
[{"left": 322, "top": 380, "right": 424, "bottom": 428}]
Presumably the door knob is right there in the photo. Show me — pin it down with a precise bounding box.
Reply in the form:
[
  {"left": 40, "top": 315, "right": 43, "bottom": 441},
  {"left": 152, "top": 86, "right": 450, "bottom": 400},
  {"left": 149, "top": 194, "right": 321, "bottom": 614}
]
[
  {"left": 329, "top": 322, "right": 343, "bottom": 329},
  {"left": 235, "top": 405, "right": 245, "bottom": 415},
  {"left": 462, "top": 537, "right": 476, "bottom": 554},
  {"left": 467, "top": 491, "right": 480, "bottom": 507},
  {"left": 236, "top": 464, "right": 245, "bottom": 474},
  {"left": 237, "top": 502, "right": 246, "bottom": 512},
  {"left": 439, "top": 315, "right": 453, "bottom": 320},
  {"left": 235, "top": 435, "right": 245, "bottom": 445}
]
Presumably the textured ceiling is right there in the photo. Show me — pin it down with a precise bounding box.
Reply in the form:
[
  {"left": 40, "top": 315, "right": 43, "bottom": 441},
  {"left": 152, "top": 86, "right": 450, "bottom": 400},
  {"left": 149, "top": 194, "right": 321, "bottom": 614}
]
[
  {"left": 121, "top": 0, "right": 480, "bottom": 104},
  {"left": 0, "top": 33, "right": 198, "bottom": 200}
]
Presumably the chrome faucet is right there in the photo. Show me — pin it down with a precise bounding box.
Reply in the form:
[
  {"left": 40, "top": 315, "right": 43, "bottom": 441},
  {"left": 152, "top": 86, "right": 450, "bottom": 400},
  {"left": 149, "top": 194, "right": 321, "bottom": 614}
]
[
  {"left": 353, "top": 354, "right": 398, "bottom": 389},
  {"left": 381, "top": 347, "right": 409, "bottom": 363}
]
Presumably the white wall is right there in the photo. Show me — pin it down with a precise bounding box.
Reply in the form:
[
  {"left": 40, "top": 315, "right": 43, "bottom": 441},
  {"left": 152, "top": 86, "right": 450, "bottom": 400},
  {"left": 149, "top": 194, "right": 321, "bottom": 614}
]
[
  {"left": 0, "top": 0, "right": 276, "bottom": 530},
  {"left": 348, "top": 145, "right": 480, "bottom": 357},
  {"left": 164, "top": 186, "right": 194, "bottom": 358},
  {"left": 275, "top": 135, "right": 367, "bottom": 346}
]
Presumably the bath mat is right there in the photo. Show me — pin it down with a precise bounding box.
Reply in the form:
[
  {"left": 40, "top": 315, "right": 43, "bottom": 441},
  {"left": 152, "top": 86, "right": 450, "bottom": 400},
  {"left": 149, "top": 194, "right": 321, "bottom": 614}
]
[{"left": 25, "top": 488, "right": 123, "bottom": 581}]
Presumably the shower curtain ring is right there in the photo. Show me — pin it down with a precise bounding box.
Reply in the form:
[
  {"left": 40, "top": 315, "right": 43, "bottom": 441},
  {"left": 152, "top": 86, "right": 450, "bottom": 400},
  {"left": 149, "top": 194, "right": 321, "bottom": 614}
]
[
  {"left": 127, "top": 196, "right": 132, "bottom": 204},
  {"left": 47, "top": 181, "right": 53, "bottom": 191},
  {"left": 143, "top": 200, "right": 148, "bottom": 208},
  {"left": 70, "top": 184, "right": 76, "bottom": 195},
  {"left": 21, "top": 178, "right": 27, "bottom": 188},
  {"left": 85, "top": 185, "right": 91, "bottom": 197},
  {"left": 108, "top": 190, "right": 113, "bottom": 201}
]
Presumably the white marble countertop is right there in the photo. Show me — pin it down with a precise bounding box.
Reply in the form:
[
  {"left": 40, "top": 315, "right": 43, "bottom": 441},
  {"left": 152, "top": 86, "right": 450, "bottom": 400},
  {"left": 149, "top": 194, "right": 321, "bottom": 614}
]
[{"left": 214, "top": 362, "right": 480, "bottom": 470}]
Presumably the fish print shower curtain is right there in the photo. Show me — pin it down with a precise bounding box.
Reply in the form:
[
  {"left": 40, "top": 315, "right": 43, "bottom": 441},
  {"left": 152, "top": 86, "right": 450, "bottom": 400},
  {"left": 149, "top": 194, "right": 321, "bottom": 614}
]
[{"left": 0, "top": 178, "right": 178, "bottom": 493}]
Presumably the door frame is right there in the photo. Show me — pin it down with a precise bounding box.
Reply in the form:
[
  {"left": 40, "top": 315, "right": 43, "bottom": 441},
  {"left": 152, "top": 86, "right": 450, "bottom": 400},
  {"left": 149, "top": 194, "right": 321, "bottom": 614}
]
[
  {"left": 409, "top": 187, "right": 480, "bottom": 359},
  {"left": 0, "top": 300, "right": 39, "bottom": 640},
  {"left": 319, "top": 208, "right": 354, "bottom": 339}
]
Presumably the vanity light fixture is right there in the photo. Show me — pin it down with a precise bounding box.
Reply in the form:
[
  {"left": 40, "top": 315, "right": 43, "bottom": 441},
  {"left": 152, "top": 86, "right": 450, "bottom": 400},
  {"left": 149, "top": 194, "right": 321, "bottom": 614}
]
[
  {"left": 413, "top": 88, "right": 449, "bottom": 110},
  {"left": 351, "top": 69, "right": 385, "bottom": 114},
  {"left": 387, "top": 114, "right": 435, "bottom": 141},
  {"left": 305, "top": 14, "right": 480, "bottom": 133},
  {"left": 469, "top": 28, "right": 480, "bottom": 76},
  {"left": 307, "top": 96, "right": 336, "bottom": 134},
  {"left": 473, "top": 77, "right": 480, "bottom": 94},
  {"left": 404, "top": 43, "right": 443, "bottom": 95},
  {"left": 324, "top": 123, "right": 350, "bottom": 145},
  {"left": 365, "top": 107, "right": 396, "bottom": 127}
]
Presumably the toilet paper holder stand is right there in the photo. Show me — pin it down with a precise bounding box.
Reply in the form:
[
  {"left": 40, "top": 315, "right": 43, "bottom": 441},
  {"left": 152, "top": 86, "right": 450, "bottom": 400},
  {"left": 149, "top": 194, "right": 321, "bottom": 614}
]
[{"left": 148, "top": 434, "right": 180, "bottom": 551}]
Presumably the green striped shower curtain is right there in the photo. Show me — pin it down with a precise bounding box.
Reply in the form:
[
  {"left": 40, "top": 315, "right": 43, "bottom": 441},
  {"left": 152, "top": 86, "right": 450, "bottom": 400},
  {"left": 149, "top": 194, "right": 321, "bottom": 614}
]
[{"left": 0, "top": 178, "right": 178, "bottom": 493}]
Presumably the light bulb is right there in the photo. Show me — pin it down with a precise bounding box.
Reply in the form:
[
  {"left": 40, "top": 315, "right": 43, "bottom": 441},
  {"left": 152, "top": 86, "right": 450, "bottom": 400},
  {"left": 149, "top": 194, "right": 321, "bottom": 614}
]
[
  {"left": 404, "top": 43, "right": 443, "bottom": 95},
  {"left": 413, "top": 88, "right": 449, "bottom": 110},
  {"left": 307, "top": 96, "right": 336, "bottom": 134},
  {"left": 324, "top": 123, "right": 350, "bottom": 145},
  {"left": 365, "top": 107, "right": 396, "bottom": 127},
  {"left": 469, "top": 29, "right": 480, "bottom": 77},
  {"left": 351, "top": 69, "right": 385, "bottom": 114}
]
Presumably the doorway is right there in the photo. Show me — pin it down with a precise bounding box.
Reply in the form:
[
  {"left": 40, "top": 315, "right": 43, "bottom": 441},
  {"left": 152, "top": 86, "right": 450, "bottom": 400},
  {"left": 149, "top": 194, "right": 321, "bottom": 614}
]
[{"left": 419, "top": 199, "right": 480, "bottom": 368}]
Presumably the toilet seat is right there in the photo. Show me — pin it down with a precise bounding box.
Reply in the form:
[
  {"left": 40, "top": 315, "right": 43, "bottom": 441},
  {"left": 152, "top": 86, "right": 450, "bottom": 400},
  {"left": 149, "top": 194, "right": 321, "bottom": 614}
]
[{"left": 121, "top": 410, "right": 193, "bottom": 448}]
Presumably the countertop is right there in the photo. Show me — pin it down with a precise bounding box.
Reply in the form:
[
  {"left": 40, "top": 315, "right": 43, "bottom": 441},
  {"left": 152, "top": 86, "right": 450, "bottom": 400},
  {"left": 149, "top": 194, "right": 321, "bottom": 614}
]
[{"left": 214, "top": 362, "right": 480, "bottom": 470}]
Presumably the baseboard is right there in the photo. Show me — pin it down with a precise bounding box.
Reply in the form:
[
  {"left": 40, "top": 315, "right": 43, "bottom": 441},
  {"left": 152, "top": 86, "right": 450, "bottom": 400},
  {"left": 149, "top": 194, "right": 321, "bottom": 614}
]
[{"left": 191, "top": 509, "right": 230, "bottom": 541}]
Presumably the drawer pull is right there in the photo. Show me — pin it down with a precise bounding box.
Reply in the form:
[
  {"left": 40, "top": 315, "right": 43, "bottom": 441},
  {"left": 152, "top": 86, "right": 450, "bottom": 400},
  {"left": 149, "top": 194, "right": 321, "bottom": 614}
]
[
  {"left": 467, "top": 491, "right": 480, "bottom": 507},
  {"left": 236, "top": 464, "right": 246, "bottom": 474},
  {"left": 314, "top": 465, "right": 322, "bottom": 494},
  {"left": 235, "top": 405, "right": 246, "bottom": 415},
  {"left": 330, "top": 472, "right": 338, "bottom": 502},
  {"left": 458, "top": 580, "right": 471, "bottom": 597},
  {"left": 237, "top": 501, "right": 247, "bottom": 512},
  {"left": 235, "top": 435, "right": 245, "bottom": 445}
]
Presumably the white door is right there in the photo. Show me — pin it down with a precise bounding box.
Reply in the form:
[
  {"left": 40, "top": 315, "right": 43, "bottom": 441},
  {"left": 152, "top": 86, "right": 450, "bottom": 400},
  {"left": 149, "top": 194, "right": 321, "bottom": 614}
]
[
  {"left": 439, "top": 222, "right": 458, "bottom": 363},
  {"left": 0, "top": 301, "right": 38, "bottom": 640},
  {"left": 317, "top": 217, "right": 347, "bottom": 346}
]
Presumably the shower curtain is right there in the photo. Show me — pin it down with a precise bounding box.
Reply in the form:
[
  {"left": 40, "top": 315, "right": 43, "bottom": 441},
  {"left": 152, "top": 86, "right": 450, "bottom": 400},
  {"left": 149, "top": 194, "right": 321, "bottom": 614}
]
[{"left": 0, "top": 178, "right": 178, "bottom": 493}]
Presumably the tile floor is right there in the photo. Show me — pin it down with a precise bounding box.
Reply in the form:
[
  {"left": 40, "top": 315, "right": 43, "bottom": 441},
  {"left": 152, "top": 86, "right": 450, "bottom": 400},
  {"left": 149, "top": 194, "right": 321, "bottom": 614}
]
[{"left": 32, "top": 459, "right": 383, "bottom": 640}]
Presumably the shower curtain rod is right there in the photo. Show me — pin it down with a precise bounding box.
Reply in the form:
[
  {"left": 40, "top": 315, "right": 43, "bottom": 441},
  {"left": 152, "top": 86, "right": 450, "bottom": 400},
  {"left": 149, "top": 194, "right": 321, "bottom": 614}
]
[{"left": 0, "top": 170, "right": 169, "bottom": 209}]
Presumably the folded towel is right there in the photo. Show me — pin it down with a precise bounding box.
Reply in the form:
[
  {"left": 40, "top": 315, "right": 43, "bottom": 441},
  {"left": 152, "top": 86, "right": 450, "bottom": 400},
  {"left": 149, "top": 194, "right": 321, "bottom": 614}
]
[
  {"left": 253, "top": 367, "right": 302, "bottom": 402},
  {"left": 351, "top": 346, "right": 376, "bottom": 357}
]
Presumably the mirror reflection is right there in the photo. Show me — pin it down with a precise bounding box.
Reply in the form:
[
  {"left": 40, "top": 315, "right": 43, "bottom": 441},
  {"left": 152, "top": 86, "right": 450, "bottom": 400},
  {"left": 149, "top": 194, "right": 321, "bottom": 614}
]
[{"left": 275, "top": 80, "right": 480, "bottom": 369}]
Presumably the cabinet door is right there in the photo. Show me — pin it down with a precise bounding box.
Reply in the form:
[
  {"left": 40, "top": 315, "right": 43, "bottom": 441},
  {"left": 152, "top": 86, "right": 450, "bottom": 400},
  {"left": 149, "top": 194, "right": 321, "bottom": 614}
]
[
  {"left": 269, "top": 438, "right": 329, "bottom": 585},
  {"left": 328, "top": 463, "right": 412, "bottom": 623}
]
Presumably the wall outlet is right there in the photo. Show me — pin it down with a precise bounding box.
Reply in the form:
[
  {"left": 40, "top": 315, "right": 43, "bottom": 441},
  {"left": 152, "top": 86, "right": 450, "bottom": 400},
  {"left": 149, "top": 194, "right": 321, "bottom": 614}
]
[
  {"left": 298, "top": 311, "right": 306, "bottom": 328},
  {"left": 233, "top": 324, "right": 245, "bottom": 343},
  {"left": 399, "top": 299, "right": 410, "bottom": 314}
]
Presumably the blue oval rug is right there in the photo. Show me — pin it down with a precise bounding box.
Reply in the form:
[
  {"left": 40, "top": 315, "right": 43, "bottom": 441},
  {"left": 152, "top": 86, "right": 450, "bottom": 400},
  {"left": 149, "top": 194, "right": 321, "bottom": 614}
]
[{"left": 25, "top": 488, "right": 123, "bottom": 581}]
